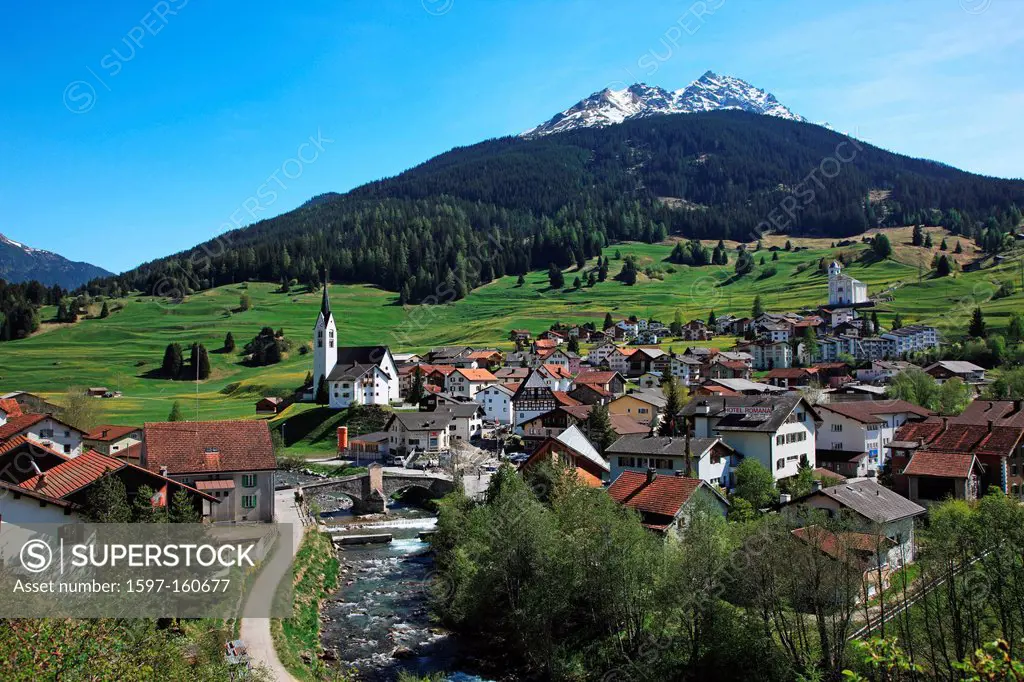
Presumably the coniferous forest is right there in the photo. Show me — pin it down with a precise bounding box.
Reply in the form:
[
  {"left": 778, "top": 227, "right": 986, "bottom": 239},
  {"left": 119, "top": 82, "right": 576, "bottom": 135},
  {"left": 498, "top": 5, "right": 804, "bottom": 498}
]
[{"left": 43, "top": 111, "right": 1024, "bottom": 306}]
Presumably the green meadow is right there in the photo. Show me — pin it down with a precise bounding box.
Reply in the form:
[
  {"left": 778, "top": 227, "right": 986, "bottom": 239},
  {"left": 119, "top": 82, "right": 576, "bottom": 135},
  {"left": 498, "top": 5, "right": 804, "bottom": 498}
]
[{"left": 1, "top": 232, "right": 1020, "bottom": 426}]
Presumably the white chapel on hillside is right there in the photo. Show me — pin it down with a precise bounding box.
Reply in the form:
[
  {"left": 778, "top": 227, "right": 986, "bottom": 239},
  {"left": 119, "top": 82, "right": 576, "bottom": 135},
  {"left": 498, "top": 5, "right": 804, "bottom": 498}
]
[
  {"left": 828, "top": 261, "right": 869, "bottom": 306},
  {"left": 312, "top": 282, "right": 399, "bottom": 409}
]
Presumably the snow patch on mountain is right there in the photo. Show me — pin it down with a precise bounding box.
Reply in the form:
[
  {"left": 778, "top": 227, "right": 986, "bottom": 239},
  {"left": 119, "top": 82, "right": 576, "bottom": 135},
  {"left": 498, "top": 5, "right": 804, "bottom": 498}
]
[{"left": 523, "top": 70, "right": 805, "bottom": 138}]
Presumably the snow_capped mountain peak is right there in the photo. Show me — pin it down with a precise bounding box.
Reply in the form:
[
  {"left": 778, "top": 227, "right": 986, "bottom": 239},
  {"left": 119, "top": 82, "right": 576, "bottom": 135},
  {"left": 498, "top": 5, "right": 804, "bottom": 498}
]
[
  {"left": 0, "top": 231, "right": 114, "bottom": 288},
  {"left": 522, "top": 70, "right": 804, "bottom": 137}
]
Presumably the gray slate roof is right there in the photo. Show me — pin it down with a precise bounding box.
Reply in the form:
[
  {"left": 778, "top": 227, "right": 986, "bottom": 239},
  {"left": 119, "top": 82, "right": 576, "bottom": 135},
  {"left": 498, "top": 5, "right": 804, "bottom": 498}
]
[
  {"left": 327, "top": 363, "right": 379, "bottom": 381},
  {"left": 679, "top": 393, "right": 820, "bottom": 433},
  {"left": 814, "top": 478, "right": 925, "bottom": 523},
  {"left": 606, "top": 434, "right": 727, "bottom": 458}
]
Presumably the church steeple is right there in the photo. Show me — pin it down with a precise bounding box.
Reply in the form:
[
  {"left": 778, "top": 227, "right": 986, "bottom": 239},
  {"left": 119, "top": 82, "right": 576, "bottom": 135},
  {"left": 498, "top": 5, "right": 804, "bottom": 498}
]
[{"left": 320, "top": 270, "right": 332, "bottom": 321}]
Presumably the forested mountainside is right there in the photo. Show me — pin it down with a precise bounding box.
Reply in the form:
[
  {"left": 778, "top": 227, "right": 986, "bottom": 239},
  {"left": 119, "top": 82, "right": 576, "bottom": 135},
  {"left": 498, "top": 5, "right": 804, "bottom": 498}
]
[
  {"left": 0, "top": 233, "right": 112, "bottom": 288},
  {"left": 82, "top": 110, "right": 1024, "bottom": 304}
]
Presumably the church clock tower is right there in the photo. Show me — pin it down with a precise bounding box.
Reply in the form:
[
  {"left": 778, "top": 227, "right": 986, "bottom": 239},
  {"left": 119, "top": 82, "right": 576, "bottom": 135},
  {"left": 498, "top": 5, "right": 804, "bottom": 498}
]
[{"left": 313, "top": 278, "right": 337, "bottom": 392}]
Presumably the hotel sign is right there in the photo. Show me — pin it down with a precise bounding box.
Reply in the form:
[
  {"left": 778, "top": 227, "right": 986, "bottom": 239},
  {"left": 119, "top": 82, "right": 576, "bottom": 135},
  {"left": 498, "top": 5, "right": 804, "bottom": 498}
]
[{"left": 724, "top": 406, "right": 773, "bottom": 416}]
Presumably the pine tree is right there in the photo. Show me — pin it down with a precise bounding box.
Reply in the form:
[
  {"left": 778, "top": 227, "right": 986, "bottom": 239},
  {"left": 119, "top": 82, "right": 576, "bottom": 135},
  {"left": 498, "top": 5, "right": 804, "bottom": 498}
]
[
  {"left": 133, "top": 485, "right": 167, "bottom": 523},
  {"left": 708, "top": 310, "right": 717, "bottom": 327},
  {"left": 935, "top": 254, "right": 952, "bottom": 277},
  {"left": 872, "top": 234, "right": 893, "bottom": 259},
  {"left": 567, "top": 336, "right": 580, "bottom": 354},
  {"left": 168, "top": 401, "right": 184, "bottom": 421},
  {"left": 772, "top": 251, "right": 779, "bottom": 261},
  {"left": 161, "top": 343, "right": 183, "bottom": 379},
  {"left": 168, "top": 488, "right": 201, "bottom": 523},
  {"left": 759, "top": 255, "right": 766, "bottom": 265},
  {"left": 99, "top": 301, "right": 110, "bottom": 318},
  {"left": 752, "top": 295, "right": 765, "bottom": 318},
  {"left": 196, "top": 343, "right": 211, "bottom": 380},
  {"left": 408, "top": 367, "right": 425, "bottom": 404},
  {"left": 548, "top": 263, "right": 564, "bottom": 289},
  {"left": 785, "top": 240, "right": 792, "bottom": 251},
  {"left": 516, "top": 274, "right": 526, "bottom": 287},
  {"left": 954, "top": 241, "right": 964, "bottom": 254},
  {"left": 1008, "top": 313, "right": 1024, "bottom": 345},
  {"left": 84, "top": 474, "right": 132, "bottom": 522},
  {"left": 969, "top": 307, "right": 986, "bottom": 338},
  {"left": 924, "top": 232, "right": 933, "bottom": 248},
  {"left": 912, "top": 224, "right": 924, "bottom": 246},
  {"left": 239, "top": 293, "right": 251, "bottom": 311},
  {"left": 871, "top": 311, "right": 880, "bottom": 332},
  {"left": 587, "top": 271, "right": 596, "bottom": 287},
  {"left": 658, "top": 378, "right": 687, "bottom": 437},
  {"left": 584, "top": 403, "right": 618, "bottom": 454},
  {"left": 892, "top": 312, "right": 903, "bottom": 330},
  {"left": 224, "top": 331, "right": 235, "bottom": 352},
  {"left": 616, "top": 256, "right": 638, "bottom": 285},
  {"left": 315, "top": 376, "right": 329, "bottom": 405},
  {"left": 940, "top": 238, "right": 948, "bottom": 251},
  {"left": 603, "top": 312, "right": 614, "bottom": 329},
  {"left": 598, "top": 258, "right": 608, "bottom": 282},
  {"left": 572, "top": 276, "right": 582, "bottom": 289}
]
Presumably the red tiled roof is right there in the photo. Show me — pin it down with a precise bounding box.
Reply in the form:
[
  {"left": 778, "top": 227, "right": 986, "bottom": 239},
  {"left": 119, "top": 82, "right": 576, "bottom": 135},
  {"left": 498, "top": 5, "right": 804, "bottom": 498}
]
[
  {"left": 699, "top": 385, "right": 738, "bottom": 396},
  {"left": 195, "top": 479, "right": 236, "bottom": 490},
  {"left": 575, "top": 371, "right": 618, "bottom": 385},
  {"left": 20, "top": 449, "right": 126, "bottom": 498},
  {"left": 0, "top": 399, "right": 23, "bottom": 418},
  {"left": 814, "top": 467, "right": 848, "bottom": 483},
  {"left": 85, "top": 424, "right": 141, "bottom": 442},
  {"left": 501, "top": 382, "right": 522, "bottom": 392},
  {"left": 454, "top": 368, "right": 497, "bottom": 382},
  {"left": 552, "top": 392, "right": 582, "bottom": 407},
  {"left": 903, "top": 451, "right": 978, "bottom": 478},
  {"left": 0, "top": 434, "right": 70, "bottom": 460},
  {"left": 892, "top": 418, "right": 945, "bottom": 444},
  {"left": 608, "top": 471, "right": 704, "bottom": 517},
  {"left": 0, "top": 413, "right": 46, "bottom": 441},
  {"left": 534, "top": 339, "right": 558, "bottom": 349},
  {"left": 466, "top": 350, "right": 500, "bottom": 359},
  {"left": 955, "top": 400, "right": 1024, "bottom": 427},
  {"left": 764, "top": 367, "right": 819, "bottom": 379},
  {"left": 428, "top": 365, "right": 458, "bottom": 376},
  {"left": 792, "top": 526, "right": 894, "bottom": 566},
  {"left": 0, "top": 479, "right": 73, "bottom": 508},
  {"left": 927, "top": 423, "right": 1024, "bottom": 457},
  {"left": 541, "top": 364, "right": 573, "bottom": 379},
  {"left": 142, "top": 421, "right": 276, "bottom": 474}
]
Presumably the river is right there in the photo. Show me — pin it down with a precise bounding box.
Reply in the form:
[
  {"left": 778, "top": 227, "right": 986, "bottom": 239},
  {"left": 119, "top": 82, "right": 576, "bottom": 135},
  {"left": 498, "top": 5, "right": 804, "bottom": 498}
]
[{"left": 319, "top": 503, "right": 494, "bottom": 681}]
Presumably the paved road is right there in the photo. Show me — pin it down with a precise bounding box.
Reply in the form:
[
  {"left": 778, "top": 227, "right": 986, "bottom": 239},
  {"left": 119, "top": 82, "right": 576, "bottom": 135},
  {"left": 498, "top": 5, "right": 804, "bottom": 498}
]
[{"left": 239, "top": 488, "right": 306, "bottom": 682}]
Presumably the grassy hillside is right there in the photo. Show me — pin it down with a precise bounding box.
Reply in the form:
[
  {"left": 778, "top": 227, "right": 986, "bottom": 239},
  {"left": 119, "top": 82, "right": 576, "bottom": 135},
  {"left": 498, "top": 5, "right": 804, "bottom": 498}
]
[{"left": 1, "top": 228, "right": 1020, "bottom": 424}]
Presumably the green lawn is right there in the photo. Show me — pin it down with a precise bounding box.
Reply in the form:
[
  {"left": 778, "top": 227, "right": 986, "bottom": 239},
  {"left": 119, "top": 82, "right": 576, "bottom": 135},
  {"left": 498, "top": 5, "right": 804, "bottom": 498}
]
[{"left": 1, "top": 237, "right": 1021, "bottom": 424}]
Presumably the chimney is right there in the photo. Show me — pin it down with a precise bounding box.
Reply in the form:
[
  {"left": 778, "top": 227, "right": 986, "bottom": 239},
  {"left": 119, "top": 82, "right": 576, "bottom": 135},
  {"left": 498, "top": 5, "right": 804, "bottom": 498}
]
[
  {"left": 1015, "top": 399, "right": 1023, "bottom": 415},
  {"left": 811, "top": 479, "right": 823, "bottom": 492},
  {"left": 779, "top": 492, "right": 792, "bottom": 504},
  {"left": 159, "top": 465, "right": 168, "bottom": 477},
  {"left": 646, "top": 467, "right": 657, "bottom": 485},
  {"left": 988, "top": 419, "right": 994, "bottom": 434}
]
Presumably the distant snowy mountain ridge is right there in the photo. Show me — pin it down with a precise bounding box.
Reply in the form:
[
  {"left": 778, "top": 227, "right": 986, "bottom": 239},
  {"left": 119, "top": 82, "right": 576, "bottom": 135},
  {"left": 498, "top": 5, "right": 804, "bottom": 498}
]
[
  {"left": 523, "top": 70, "right": 804, "bottom": 137},
  {"left": 0, "top": 232, "right": 113, "bottom": 288}
]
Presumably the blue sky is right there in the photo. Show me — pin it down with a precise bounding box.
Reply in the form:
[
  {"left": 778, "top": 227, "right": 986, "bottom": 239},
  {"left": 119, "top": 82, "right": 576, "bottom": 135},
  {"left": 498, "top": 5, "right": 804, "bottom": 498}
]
[{"left": 1, "top": 0, "right": 1021, "bottom": 273}]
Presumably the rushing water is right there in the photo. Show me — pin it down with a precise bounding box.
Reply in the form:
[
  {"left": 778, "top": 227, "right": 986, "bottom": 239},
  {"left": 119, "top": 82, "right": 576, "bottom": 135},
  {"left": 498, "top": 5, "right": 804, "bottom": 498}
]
[{"left": 320, "top": 503, "right": 493, "bottom": 681}]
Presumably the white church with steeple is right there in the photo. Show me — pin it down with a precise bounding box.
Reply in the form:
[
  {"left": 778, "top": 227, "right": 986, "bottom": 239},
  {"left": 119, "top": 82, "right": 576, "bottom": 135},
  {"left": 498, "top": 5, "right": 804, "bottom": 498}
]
[
  {"left": 827, "top": 261, "right": 868, "bottom": 306},
  {"left": 312, "top": 280, "right": 399, "bottom": 409}
]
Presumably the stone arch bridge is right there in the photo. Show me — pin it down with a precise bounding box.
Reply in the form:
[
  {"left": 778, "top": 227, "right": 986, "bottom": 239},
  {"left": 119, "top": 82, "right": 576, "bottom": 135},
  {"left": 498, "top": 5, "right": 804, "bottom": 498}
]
[{"left": 300, "top": 463, "right": 455, "bottom": 514}]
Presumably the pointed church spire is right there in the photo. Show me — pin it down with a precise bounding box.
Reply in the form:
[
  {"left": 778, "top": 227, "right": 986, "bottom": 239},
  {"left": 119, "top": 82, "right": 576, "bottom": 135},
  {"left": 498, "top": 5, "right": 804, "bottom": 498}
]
[{"left": 321, "top": 269, "right": 332, "bottom": 320}]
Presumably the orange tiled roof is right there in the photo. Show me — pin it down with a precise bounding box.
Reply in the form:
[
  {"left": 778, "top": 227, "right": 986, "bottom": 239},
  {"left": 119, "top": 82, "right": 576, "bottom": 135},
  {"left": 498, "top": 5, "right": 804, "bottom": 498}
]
[
  {"left": 608, "top": 470, "right": 704, "bottom": 517},
  {"left": 903, "top": 451, "right": 977, "bottom": 479},
  {"left": 552, "top": 392, "right": 582, "bottom": 407},
  {"left": 0, "top": 413, "right": 46, "bottom": 441},
  {"left": 0, "top": 399, "right": 23, "bottom": 418},
  {"left": 85, "top": 424, "right": 140, "bottom": 442},
  {"left": 142, "top": 421, "right": 275, "bottom": 474},
  {"left": 454, "top": 368, "right": 497, "bottom": 382},
  {"left": 20, "top": 449, "right": 126, "bottom": 498}
]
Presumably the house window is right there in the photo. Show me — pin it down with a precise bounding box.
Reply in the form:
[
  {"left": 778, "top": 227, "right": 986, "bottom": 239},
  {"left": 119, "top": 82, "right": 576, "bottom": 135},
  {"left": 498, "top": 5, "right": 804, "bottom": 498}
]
[
  {"left": 242, "top": 474, "right": 257, "bottom": 488},
  {"left": 776, "top": 435, "right": 784, "bottom": 446},
  {"left": 242, "top": 495, "right": 257, "bottom": 509},
  {"left": 831, "top": 424, "right": 843, "bottom": 432},
  {"left": 776, "top": 459, "right": 785, "bottom": 470}
]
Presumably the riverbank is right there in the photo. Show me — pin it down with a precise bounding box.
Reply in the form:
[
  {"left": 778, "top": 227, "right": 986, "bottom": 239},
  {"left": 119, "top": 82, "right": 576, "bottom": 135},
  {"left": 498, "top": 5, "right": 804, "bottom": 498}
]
[{"left": 271, "top": 529, "right": 344, "bottom": 682}]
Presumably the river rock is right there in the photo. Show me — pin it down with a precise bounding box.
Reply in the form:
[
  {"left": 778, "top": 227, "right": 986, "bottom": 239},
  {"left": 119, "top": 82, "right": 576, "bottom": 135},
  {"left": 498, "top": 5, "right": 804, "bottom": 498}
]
[{"left": 391, "top": 646, "right": 416, "bottom": 660}]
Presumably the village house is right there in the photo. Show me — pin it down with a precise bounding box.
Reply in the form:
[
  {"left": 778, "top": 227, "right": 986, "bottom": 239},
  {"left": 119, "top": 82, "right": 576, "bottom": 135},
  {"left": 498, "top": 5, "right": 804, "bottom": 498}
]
[
  {"left": 855, "top": 360, "right": 916, "bottom": 385},
  {"left": 0, "top": 412, "right": 87, "bottom": 457},
  {"left": 606, "top": 433, "right": 740, "bottom": 488},
  {"left": 815, "top": 400, "right": 933, "bottom": 476},
  {"left": 0, "top": 391, "right": 60, "bottom": 415},
  {"left": 680, "top": 320, "right": 714, "bottom": 341},
  {"left": 701, "top": 378, "right": 785, "bottom": 396},
  {"left": 538, "top": 363, "right": 574, "bottom": 391},
  {"left": 609, "top": 389, "right": 667, "bottom": 426},
  {"left": 494, "top": 367, "right": 530, "bottom": 382},
  {"left": 475, "top": 383, "right": 516, "bottom": 424},
  {"left": 445, "top": 367, "right": 498, "bottom": 399},
  {"left": 519, "top": 425, "right": 610, "bottom": 487},
  {"left": 681, "top": 393, "right": 821, "bottom": 481},
  {"left": 637, "top": 372, "right": 662, "bottom": 389},
  {"left": 628, "top": 348, "right": 667, "bottom": 377},
  {"left": 608, "top": 470, "right": 729, "bottom": 535},
  {"left": 669, "top": 354, "right": 704, "bottom": 386},
  {"left": 385, "top": 410, "right": 454, "bottom": 455},
  {"left": 747, "top": 340, "right": 799, "bottom": 370},
  {"left": 520, "top": 405, "right": 647, "bottom": 443},
  {"left": 923, "top": 360, "right": 986, "bottom": 386},
  {"left": 587, "top": 340, "right": 621, "bottom": 367},
  {"left": 705, "top": 358, "right": 753, "bottom": 381},
  {"left": 512, "top": 369, "right": 562, "bottom": 430},
  {"left": 427, "top": 346, "right": 475, "bottom": 364},
  {"left": 608, "top": 346, "right": 638, "bottom": 376},
  {"left": 786, "top": 478, "right": 925, "bottom": 567},
  {"left": 567, "top": 382, "right": 613, "bottom": 405},
  {"left": 764, "top": 367, "right": 820, "bottom": 389},
  {"left": 573, "top": 370, "right": 626, "bottom": 397},
  {"left": 509, "top": 329, "right": 532, "bottom": 343},
  {"left": 83, "top": 424, "right": 143, "bottom": 459},
  {"left": 790, "top": 525, "right": 896, "bottom": 602},
  {"left": 255, "top": 396, "right": 285, "bottom": 416},
  {"left": 141, "top": 420, "right": 276, "bottom": 523}
]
